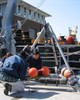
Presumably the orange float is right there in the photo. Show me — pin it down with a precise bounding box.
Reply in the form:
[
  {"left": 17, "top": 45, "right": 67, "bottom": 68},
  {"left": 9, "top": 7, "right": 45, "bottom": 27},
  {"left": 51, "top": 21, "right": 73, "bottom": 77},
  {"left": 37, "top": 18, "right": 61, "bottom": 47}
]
[
  {"left": 61, "top": 67, "right": 74, "bottom": 79},
  {"left": 66, "top": 36, "right": 74, "bottom": 44},
  {"left": 57, "top": 36, "right": 61, "bottom": 41},
  {"left": 61, "top": 67, "right": 67, "bottom": 76},
  {"left": 41, "top": 66, "right": 50, "bottom": 76},
  {"left": 64, "top": 69, "right": 71, "bottom": 78},
  {"left": 28, "top": 67, "right": 38, "bottom": 78}
]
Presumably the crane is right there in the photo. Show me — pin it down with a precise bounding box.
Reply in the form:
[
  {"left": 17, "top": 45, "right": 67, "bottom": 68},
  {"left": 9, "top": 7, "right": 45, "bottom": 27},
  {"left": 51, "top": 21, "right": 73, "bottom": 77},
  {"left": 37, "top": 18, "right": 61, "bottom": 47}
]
[{"left": 0, "top": 0, "right": 21, "bottom": 54}]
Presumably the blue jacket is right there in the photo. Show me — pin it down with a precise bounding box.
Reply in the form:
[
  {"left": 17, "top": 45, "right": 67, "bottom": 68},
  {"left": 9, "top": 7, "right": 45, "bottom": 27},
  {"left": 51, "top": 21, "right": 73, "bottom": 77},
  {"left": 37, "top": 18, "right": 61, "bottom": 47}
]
[
  {"left": 27, "top": 55, "right": 42, "bottom": 69},
  {"left": 0, "top": 55, "right": 28, "bottom": 80}
]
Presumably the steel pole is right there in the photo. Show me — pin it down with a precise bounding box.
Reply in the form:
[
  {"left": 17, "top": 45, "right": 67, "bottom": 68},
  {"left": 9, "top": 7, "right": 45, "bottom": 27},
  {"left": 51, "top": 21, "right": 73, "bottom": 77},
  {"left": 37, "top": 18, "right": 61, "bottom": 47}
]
[
  {"left": 31, "top": 27, "right": 45, "bottom": 51},
  {"left": 48, "top": 24, "right": 72, "bottom": 72}
]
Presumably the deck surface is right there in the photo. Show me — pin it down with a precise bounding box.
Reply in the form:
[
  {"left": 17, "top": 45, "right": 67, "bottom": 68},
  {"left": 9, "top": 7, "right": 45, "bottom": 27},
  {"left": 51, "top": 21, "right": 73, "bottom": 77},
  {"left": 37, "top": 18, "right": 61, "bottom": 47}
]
[{"left": 0, "top": 82, "right": 80, "bottom": 100}]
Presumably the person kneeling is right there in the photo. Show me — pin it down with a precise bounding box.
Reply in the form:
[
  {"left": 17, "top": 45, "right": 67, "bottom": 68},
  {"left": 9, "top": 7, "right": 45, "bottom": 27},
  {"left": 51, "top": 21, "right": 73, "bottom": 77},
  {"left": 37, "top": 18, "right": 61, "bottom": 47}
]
[{"left": 0, "top": 45, "right": 31, "bottom": 95}]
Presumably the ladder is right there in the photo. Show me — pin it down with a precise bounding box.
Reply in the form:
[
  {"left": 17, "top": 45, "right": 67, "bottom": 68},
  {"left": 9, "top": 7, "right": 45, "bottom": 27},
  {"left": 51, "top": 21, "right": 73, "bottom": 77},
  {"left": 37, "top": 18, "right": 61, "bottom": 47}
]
[{"left": 36, "top": 44, "right": 58, "bottom": 68}]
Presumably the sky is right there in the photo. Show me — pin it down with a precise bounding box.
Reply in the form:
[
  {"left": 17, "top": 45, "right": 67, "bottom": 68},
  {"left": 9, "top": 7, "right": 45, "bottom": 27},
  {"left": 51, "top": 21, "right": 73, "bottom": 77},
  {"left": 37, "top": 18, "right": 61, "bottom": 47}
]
[{"left": 23, "top": 0, "right": 80, "bottom": 42}]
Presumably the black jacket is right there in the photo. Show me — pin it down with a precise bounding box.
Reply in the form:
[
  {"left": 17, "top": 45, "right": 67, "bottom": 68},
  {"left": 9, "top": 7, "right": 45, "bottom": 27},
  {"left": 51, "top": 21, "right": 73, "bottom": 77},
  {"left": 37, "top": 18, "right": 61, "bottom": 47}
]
[{"left": 27, "top": 55, "right": 42, "bottom": 70}]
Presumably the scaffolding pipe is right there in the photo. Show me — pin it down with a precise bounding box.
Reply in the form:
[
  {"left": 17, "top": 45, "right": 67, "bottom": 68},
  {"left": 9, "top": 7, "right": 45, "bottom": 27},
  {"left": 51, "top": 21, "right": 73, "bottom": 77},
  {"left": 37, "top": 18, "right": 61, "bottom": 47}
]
[
  {"left": 31, "top": 27, "right": 45, "bottom": 51},
  {"left": 48, "top": 24, "right": 72, "bottom": 72}
]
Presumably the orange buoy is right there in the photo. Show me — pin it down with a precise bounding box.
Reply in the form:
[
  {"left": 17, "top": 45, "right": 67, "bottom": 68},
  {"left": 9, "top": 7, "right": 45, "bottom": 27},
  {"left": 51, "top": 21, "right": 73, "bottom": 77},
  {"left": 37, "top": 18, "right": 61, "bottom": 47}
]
[
  {"left": 64, "top": 69, "right": 71, "bottom": 78},
  {"left": 41, "top": 66, "right": 50, "bottom": 76},
  {"left": 66, "top": 36, "right": 74, "bottom": 44},
  {"left": 61, "top": 67, "right": 74, "bottom": 79},
  {"left": 57, "top": 36, "right": 61, "bottom": 41},
  {"left": 28, "top": 67, "right": 38, "bottom": 78},
  {"left": 61, "top": 67, "right": 67, "bottom": 76}
]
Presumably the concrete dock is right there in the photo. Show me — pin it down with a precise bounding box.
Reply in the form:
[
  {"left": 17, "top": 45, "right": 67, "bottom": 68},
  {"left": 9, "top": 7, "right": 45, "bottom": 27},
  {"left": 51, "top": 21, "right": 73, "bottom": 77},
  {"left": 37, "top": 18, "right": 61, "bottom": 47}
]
[{"left": 0, "top": 82, "right": 80, "bottom": 100}]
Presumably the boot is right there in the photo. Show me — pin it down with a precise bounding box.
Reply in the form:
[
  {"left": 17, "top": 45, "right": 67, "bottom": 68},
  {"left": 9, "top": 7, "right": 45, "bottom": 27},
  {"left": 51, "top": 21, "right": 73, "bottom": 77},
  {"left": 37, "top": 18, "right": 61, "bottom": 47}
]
[{"left": 4, "top": 83, "right": 12, "bottom": 95}]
